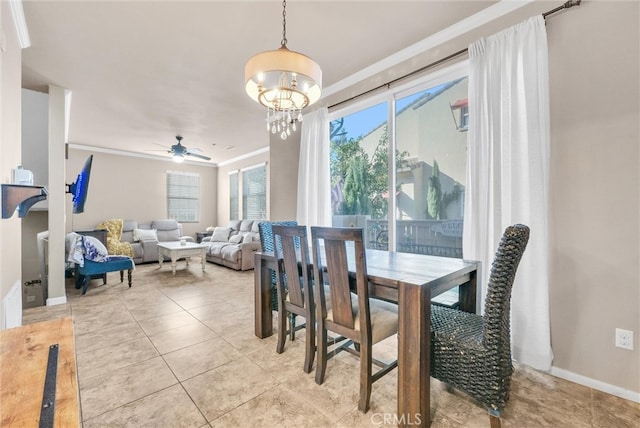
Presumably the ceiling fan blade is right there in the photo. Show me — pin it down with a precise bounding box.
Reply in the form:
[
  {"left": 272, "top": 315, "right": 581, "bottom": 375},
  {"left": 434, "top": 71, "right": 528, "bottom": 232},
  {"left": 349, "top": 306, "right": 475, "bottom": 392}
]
[
  {"left": 187, "top": 147, "right": 204, "bottom": 154},
  {"left": 185, "top": 151, "right": 211, "bottom": 161}
]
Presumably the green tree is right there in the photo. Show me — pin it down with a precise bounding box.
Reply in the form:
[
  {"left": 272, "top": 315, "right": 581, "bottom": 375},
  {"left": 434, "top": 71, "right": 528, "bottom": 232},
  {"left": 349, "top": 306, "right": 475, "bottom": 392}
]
[
  {"left": 342, "top": 157, "right": 371, "bottom": 215},
  {"left": 427, "top": 160, "right": 443, "bottom": 219}
]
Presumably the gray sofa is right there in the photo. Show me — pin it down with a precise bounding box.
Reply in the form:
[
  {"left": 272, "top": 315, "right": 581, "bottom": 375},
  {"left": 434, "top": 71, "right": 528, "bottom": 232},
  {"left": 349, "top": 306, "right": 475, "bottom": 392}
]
[
  {"left": 201, "top": 219, "right": 262, "bottom": 271},
  {"left": 122, "top": 219, "right": 184, "bottom": 264}
]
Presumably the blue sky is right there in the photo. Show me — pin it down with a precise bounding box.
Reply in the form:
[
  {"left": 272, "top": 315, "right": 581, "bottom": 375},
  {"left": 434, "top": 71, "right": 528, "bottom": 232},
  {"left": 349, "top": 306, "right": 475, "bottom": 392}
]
[{"left": 336, "top": 92, "right": 426, "bottom": 139}]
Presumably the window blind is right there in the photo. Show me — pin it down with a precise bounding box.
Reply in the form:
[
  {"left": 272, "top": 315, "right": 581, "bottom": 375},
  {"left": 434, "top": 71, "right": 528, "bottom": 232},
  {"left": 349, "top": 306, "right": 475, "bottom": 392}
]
[
  {"left": 229, "top": 171, "right": 239, "bottom": 220},
  {"left": 242, "top": 165, "right": 266, "bottom": 219},
  {"left": 167, "top": 171, "right": 200, "bottom": 222}
]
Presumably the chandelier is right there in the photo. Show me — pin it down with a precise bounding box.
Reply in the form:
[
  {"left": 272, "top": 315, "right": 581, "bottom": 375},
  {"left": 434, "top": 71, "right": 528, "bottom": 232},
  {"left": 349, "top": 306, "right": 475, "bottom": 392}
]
[{"left": 245, "top": 0, "right": 322, "bottom": 140}]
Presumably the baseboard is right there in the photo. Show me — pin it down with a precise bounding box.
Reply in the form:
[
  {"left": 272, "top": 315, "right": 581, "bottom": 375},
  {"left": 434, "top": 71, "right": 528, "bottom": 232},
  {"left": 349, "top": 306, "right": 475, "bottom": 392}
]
[
  {"left": 550, "top": 366, "right": 640, "bottom": 403},
  {"left": 46, "top": 296, "right": 67, "bottom": 306}
]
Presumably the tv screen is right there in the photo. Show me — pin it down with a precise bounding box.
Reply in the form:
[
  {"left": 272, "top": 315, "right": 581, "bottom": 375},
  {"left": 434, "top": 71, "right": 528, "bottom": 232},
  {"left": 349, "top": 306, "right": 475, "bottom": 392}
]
[{"left": 68, "top": 155, "right": 93, "bottom": 214}]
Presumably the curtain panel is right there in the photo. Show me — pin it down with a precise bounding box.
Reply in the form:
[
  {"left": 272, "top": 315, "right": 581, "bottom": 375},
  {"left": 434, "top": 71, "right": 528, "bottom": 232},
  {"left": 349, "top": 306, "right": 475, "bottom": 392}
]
[
  {"left": 297, "top": 107, "right": 332, "bottom": 228},
  {"left": 464, "top": 15, "right": 553, "bottom": 370}
]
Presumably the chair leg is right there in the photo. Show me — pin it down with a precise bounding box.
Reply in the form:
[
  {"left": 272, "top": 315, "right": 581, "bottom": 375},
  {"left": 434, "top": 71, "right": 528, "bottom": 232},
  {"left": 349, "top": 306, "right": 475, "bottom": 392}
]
[
  {"left": 315, "top": 325, "right": 328, "bottom": 385},
  {"left": 276, "top": 308, "right": 287, "bottom": 354},
  {"left": 303, "top": 314, "right": 315, "bottom": 373},
  {"left": 358, "top": 341, "right": 373, "bottom": 413},
  {"left": 127, "top": 269, "right": 132, "bottom": 287},
  {"left": 120, "top": 270, "right": 124, "bottom": 283},
  {"left": 289, "top": 313, "right": 296, "bottom": 341},
  {"left": 489, "top": 409, "right": 502, "bottom": 428}
]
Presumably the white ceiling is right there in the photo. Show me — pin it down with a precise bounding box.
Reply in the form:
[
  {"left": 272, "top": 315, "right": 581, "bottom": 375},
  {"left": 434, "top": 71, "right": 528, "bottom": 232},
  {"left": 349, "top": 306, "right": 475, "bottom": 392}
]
[{"left": 21, "top": 1, "right": 498, "bottom": 165}]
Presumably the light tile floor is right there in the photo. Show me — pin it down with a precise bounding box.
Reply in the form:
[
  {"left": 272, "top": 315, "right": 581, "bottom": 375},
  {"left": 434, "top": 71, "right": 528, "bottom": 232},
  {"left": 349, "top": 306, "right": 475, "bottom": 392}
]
[{"left": 23, "top": 262, "right": 640, "bottom": 427}]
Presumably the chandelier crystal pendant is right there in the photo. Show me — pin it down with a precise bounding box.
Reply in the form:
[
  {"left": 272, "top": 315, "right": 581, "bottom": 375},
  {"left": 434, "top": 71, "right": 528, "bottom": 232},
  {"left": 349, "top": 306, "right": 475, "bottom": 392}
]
[{"left": 245, "top": 0, "right": 322, "bottom": 140}]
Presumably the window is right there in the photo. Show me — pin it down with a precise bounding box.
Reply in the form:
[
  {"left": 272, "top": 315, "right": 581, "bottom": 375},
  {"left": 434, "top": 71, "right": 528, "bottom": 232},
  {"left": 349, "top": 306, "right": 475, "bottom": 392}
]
[
  {"left": 242, "top": 164, "right": 267, "bottom": 219},
  {"left": 329, "top": 63, "right": 468, "bottom": 258},
  {"left": 229, "top": 171, "right": 239, "bottom": 220},
  {"left": 330, "top": 101, "right": 388, "bottom": 231},
  {"left": 166, "top": 171, "right": 200, "bottom": 222}
]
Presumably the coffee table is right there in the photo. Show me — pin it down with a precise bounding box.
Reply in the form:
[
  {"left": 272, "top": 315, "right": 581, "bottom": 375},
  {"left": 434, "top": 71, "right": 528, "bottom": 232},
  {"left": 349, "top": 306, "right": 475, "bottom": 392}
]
[{"left": 157, "top": 241, "right": 207, "bottom": 275}]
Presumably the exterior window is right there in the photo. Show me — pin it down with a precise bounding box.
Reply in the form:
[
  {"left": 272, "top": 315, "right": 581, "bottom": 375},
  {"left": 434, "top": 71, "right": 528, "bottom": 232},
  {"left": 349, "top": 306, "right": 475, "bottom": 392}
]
[
  {"left": 242, "top": 164, "right": 267, "bottom": 219},
  {"left": 229, "top": 171, "right": 239, "bottom": 220},
  {"left": 395, "top": 77, "right": 468, "bottom": 258},
  {"left": 329, "top": 67, "right": 468, "bottom": 259},
  {"left": 167, "top": 171, "right": 200, "bottom": 222},
  {"left": 330, "top": 101, "right": 389, "bottom": 231}
]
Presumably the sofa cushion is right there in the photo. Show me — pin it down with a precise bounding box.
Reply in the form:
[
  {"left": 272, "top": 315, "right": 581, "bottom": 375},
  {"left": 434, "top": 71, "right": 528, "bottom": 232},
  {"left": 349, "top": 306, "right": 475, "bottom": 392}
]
[
  {"left": 122, "top": 220, "right": 138, "bottom": 243},
  {"left": 228, "top": 220, "right": 241, "bottom": 233},
  {"left": 220, "top": 244, "right": 241, "bottom": 262},
  {"left": 130, "top": 242, "right": 144, "bottom": 260},
  {"left": 252, "top": 220, "right": 264, "bottom": 233},
  {"left": 239, "top": 220, "right": 253, "bottom": 233},
  {"left": 152, "top": 219, "right": 181, "bottom": 242},
  {"left": 229, "top": 234, "right": 244, "bottom": 244},
  {"left": 212, "top": 227, "right": 232, "bottom": 242},
  {"left": 133, "top": 228, "right": 158, "bottom": 242},
  {"left": 206, "top": 242, "right": 228, "bottom": 257}
]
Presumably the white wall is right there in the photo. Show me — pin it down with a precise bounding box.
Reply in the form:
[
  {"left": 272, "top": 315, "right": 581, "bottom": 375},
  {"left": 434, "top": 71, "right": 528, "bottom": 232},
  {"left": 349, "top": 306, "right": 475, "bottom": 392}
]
[{"left": 0, "top": 1, "right": 25, "bottom": 327}]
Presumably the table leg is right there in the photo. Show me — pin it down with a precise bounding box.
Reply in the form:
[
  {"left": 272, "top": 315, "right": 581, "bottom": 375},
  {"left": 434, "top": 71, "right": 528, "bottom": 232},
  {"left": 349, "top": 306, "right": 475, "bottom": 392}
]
[
  {"left": 158, "top": 250, "right": 164, "bottom": 268},
  {"left": 459, "top": 267, "right": 478, "bottom": 313},
  {"left": 254, "top": 253, "right": 273, "bottom": 338},
  {"left": 171, "top": 256, "right": 177, "bottom": 275},
  {"left": 201, "top": 250, "right": 206, "bottom": 272},
  {"left": 397, "top": 283, "right": 430, "bottom": 428}
]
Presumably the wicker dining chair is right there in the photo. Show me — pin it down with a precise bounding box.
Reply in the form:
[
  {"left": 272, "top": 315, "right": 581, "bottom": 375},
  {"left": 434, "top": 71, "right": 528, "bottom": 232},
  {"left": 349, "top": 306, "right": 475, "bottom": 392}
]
[
  {"left": 430, "top": 224, "right": 530, "bottom": 428},
  {"left": 272, "top": 224, "right": 316, "bottom": 373},
  {"left": 311, "top": 226, "right": 398, "bottom": 413}
]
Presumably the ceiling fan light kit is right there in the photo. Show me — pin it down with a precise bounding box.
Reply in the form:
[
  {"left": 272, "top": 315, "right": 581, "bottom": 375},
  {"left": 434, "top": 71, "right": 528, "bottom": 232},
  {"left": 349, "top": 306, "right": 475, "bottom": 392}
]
[
  {"left": 169, "top": 136, "right": 210, "bottom": 163},
  {"left": 245, "top": 0, "right": 322, "bottom": 140}
]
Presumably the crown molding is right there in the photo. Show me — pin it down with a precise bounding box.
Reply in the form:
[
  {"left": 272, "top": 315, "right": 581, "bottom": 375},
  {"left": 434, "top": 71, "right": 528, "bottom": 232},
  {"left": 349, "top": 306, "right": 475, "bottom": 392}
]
[
  {"left": 9, "top": 0, "right": 30, "bottom": 49},
  {"left": 68, "top": 143, "right": 218, "bottom": 167},
  {"left": 217, "top": 146, "right": 270, "bottom": 167}
]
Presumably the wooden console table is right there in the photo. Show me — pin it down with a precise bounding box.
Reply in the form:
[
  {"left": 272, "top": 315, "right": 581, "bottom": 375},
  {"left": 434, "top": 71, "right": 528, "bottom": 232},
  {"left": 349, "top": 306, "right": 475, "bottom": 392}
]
[{"left": 0, "top": 317, "right": 80, "bottom": 426}]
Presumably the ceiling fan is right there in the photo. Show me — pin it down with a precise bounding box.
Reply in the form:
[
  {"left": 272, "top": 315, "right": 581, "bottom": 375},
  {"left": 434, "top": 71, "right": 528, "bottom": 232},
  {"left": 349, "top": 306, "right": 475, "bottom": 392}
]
[{"left": 167, "top": 136, "right": 211, "bottom": 162}]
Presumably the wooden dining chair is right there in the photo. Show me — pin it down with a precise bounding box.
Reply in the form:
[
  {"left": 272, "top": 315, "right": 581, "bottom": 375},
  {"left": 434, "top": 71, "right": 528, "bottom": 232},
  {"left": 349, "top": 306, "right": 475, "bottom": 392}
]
[
  {"left": 430, "top": 224, "right": 530, "bottom": 428},
  {"left": 311, "top": 226, "right": 398, "bottom": 413},
  {"left": 271, "top": 224, "right": 316, "bottom": 373}
]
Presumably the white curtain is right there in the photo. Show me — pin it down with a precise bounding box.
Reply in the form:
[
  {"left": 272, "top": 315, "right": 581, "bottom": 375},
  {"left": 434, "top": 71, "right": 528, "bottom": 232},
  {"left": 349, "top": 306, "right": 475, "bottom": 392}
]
[
  {"left": 297, "top": 107, "right": 331, "bottom": 227},
  {"left": 464, "top": 15, "right": 553, "bottom": 370}
]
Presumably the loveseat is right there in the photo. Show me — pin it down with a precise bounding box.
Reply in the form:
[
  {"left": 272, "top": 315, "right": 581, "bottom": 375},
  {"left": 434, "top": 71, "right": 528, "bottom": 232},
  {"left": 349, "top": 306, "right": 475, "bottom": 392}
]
[
  {"left": 120, "top": 219, "right": 185, "bottom": 264},
  {"left": 201, "top": 219, "right": 262, "bottom": 271}
]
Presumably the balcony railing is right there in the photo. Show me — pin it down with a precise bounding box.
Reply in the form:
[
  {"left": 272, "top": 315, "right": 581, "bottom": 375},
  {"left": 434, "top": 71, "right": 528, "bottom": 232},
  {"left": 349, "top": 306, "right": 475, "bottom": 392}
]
[{"left": 366, "top": 218, "right": 463, "bottom": 259}]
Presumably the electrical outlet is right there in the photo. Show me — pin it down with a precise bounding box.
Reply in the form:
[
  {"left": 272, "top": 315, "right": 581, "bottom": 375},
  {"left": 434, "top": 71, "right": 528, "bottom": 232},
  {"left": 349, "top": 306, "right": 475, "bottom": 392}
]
[{"left": 615, "top": 328, "right": 634, "bottom": 350}]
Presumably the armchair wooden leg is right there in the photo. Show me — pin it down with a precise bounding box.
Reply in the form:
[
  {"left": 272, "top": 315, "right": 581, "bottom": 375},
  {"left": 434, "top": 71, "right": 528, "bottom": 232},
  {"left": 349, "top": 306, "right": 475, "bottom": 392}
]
[
  {"left": 127, "top": 269, "right": 132, "bottom": 287},
  {"left": 120, "top": 270, "right": 124, "bottom": 283}
]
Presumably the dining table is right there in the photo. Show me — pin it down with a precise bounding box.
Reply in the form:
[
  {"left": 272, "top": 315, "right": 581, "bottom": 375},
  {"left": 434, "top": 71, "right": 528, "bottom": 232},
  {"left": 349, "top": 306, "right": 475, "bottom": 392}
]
[{"left": 254, "top": 248, "right": 480, "bottom": 428}]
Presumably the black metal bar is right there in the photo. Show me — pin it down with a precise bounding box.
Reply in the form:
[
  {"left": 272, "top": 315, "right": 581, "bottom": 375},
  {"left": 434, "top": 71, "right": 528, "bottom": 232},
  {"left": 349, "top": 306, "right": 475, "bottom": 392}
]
[
  {"left": 328, "top": 0, "right": 581, "bottom": 111},
  {"left": 39, "top": 344, "right": 59, "bottom": 428}
]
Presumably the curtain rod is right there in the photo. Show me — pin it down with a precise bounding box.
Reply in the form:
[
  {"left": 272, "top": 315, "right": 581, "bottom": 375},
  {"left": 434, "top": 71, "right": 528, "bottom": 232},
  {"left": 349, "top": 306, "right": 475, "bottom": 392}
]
[{"left": 328, "top": 0, "right": 581, "bottom": 111}]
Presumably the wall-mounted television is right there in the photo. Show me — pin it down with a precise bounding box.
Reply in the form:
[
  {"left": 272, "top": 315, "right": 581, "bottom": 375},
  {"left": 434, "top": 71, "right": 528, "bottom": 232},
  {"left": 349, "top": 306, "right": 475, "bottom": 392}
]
[{"left": 67, "top": 155, "right": 93, "bottom": 214}]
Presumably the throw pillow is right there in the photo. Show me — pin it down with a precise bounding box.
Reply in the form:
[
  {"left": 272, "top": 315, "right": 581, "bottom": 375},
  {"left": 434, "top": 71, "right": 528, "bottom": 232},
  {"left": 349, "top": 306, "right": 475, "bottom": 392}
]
[
  {"left": 242, "top": 233, "right": 255, "bottom": 244},
  {"left": 133, "top": 228, "right": 158, "bottom": 242},
  {"left": 66, "top": 233, "right": 85, "bottom": 266},
  {"left": 229, "top": 234, "right": 244, "bottom": 244},
  {"left": 83, "top": 236, "right": 108, "bottom": 262},
  {"left": 212, "top": 227, "right": 232, "bottom": 242}
]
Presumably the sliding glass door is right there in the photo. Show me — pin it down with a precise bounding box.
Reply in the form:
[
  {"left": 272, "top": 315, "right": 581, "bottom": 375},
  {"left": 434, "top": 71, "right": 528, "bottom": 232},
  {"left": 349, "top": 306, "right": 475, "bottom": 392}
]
[{"left": 329, "top": 63, "right": 468, "bottom": 258}]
